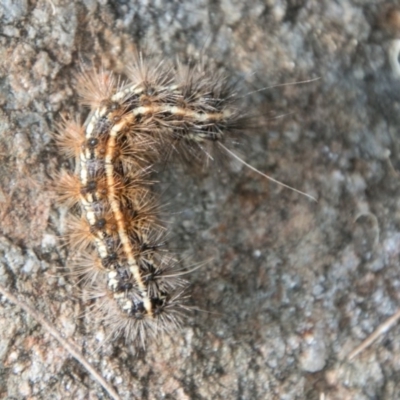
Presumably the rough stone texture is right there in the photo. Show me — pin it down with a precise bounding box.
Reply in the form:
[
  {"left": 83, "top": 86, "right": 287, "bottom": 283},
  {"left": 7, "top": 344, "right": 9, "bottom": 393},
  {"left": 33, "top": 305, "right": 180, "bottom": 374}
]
[{"left": 1, "top": 0, "right": 400, "bottom": 399}]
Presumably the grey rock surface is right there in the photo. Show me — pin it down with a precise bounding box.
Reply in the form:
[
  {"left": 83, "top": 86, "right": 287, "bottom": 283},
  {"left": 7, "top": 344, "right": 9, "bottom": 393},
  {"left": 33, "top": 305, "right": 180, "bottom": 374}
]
[{"left": 1, "top": 0, "right": 400, "bottom": 399}]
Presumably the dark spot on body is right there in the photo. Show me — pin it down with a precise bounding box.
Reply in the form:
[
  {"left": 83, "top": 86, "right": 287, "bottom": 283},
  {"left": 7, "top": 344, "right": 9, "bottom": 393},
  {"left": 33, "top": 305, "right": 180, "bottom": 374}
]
[
  {"left": 87, "top": 138, "right": 98, "bottom": 148},
  {"left": 87, "top": 180, "right": 97, "bottom": 191},
  {"left": 80, "top": 180, "right": 97, "bottom": 195},
  {"left": 101, "top": 252, "right": 118, "bottom": 268},
  {"left": 95, "top": 218, "right": 106, "bottom": 229},
  {"left": 152, "top": 296, "right": 167, "bottom": 316},
  {"left": 130, "top": 300, "right": 146, "bottom": 319},
  {"left": 109, "top": 102, "right": 120, "bottom": 111}
]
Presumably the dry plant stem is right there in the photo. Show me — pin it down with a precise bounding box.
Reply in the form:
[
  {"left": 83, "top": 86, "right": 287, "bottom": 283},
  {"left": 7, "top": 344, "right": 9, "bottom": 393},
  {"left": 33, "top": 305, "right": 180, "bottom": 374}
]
[
  {"left": 347, "top": 308, "right": 400, "bottom": 361},
  {"left": 0, "top": 284, "right": 122, "bottom": 400}
]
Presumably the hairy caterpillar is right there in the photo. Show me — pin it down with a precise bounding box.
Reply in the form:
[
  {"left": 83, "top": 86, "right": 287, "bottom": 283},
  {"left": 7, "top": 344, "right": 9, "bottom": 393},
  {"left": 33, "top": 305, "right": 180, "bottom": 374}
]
[
  {"left": 55, "top": 53, "right": 313, "bottom": 346},
  {"left": 55, "top": 53, "right": 245, "bottom": 345}
]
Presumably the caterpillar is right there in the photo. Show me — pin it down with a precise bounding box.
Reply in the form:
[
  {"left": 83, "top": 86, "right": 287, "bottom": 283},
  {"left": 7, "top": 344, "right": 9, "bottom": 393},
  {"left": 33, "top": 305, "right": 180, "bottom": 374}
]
[
  {"left": 55, "top": 53, "right": 243, "bottom": 346},
  {"left": 55, "top": 52, "right": 315, "bottom": 346}
]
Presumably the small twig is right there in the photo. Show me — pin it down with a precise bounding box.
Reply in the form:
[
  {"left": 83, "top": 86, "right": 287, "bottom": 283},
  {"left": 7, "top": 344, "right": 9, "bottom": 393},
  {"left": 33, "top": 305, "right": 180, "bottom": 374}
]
[
  {"left": 46, "top": 0, "right": 57, "bottom": 15},
  {"left": 0, "top": 284, "right": 122, "bottom": 400},
  {"left": 347, "top": 308, "right": 400, "bottom": 361}
]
